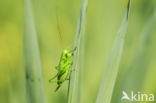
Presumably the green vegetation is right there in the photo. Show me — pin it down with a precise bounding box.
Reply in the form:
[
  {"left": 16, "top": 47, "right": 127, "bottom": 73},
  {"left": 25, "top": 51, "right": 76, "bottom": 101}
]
[
  {"left": 96, "top": 0, "right": 130, "bottom": 103},
  {"left": 0, "top": 0, "right": 156, "bottom": 103},
  {"left": 67, "top": 0, "right": 87, "bottom": 103},
  {"left": 24, "top": 0, "right": 46, "bottom": 102}
]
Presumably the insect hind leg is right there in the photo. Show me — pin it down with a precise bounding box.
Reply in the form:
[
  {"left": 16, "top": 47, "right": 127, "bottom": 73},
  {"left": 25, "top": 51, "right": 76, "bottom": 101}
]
[{"left": 55, "top": 85, "right": 61, "bottom": 92}]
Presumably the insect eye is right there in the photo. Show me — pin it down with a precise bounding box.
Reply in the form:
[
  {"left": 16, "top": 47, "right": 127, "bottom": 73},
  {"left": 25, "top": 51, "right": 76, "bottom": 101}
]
[{"left": 63, "top": 49, "right": 68, "bottom": 53}]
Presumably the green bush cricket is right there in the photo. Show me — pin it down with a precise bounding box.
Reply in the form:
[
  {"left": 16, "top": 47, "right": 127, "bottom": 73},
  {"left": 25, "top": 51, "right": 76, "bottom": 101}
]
[
  {"left": 49, "top": 48, "right": 76, "bottom": 92},
  {"left": 49, "top": 9, "right": 77, "bottom": 92}
]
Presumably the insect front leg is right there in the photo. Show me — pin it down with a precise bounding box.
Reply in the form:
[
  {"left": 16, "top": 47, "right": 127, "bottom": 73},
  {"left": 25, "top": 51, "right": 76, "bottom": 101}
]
[{"left": 69, "top": 47, "right": 77, "bottom": 54}]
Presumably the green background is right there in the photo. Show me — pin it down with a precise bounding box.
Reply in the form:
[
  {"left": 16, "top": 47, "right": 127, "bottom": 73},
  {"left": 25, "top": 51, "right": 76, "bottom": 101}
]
[{"left": 0, "top": 0, "right": 156, "bottom": 103}]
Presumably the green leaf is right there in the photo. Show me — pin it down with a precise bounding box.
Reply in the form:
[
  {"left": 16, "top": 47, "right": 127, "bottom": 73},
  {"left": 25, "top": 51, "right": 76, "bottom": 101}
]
[
  {"left": 24, "top": 0, "right": 46, "bottom": 103},
  {"left": 113, "top": 7, "right": 156, "bottom": 103},
  {"left": 67, "top": 0, "right": 88, "bottom": 103},
  {"left": 96, "top": 0, "right": 131, "bottom": 103}
]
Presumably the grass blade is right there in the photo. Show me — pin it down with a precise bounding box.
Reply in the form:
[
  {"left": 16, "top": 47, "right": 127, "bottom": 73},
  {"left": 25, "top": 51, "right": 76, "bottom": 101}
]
[
  {"left": 96, "top": 0, "right": 131, "bottom": 103},
  {"left": 123, "top": 14, "right": 156, "bottom": 92},
  {"left": 24, "top": 0, "right": 46, "bottom": 103},
  {"left": 111, "top": 3, "right": 156, "bottom": 103},
  {"left": 115, "top": 7, "right": 156, "bottom": 103},
  {"left": 67, "top": 0, "right": 88, "bottom": 103}
]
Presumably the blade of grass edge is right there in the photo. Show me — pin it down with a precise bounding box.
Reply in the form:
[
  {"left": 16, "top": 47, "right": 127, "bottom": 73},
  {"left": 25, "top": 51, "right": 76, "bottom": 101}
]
[
  {"left": 67, "top": 0, "right": 88, "bottom": 103},
  {"left": 115, "top": 4, "right": 156, "bottom": 103},
  {"left": 24, "top": 0, "right": 46, "bottom": 103},
  {"left": 96, "top": 0, "right": 131, "bottom": 103}
]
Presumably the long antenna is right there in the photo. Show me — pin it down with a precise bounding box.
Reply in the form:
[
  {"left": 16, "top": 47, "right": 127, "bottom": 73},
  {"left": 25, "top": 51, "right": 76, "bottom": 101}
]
[{"left": 56, "top": 7, "right": 63, "bottom": 45}]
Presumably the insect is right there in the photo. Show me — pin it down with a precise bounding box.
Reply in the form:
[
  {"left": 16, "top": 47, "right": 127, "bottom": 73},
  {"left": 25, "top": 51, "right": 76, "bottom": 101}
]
[{"left": 49, "top": 48, "right": 76, "bottom": 92}]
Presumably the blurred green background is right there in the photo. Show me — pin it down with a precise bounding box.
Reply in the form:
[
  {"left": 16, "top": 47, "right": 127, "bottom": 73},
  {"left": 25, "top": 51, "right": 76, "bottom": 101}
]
[{"left": 0, "top": 0, "right": 156, "bottom": 103}]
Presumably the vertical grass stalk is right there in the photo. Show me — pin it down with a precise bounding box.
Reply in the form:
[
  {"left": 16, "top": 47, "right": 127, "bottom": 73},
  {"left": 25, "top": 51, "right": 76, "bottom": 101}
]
[
  {"left": 67, "top": 0, "right": 88, "bottom": 103},
  {"left": 24, "top": 0, "right": 46, "bottom": 103},
  {"left": 119, "top": 4, "right": 156, "bottom": 96},
  {"left": 96, "top": 0, "right": 131, "bottom": 103}
]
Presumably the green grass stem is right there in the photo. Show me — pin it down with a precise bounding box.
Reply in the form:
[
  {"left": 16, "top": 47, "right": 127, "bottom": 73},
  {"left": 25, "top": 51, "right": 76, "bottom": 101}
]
[
  {"left": 24, "top": 0, "right": 46, "bottom": 103},
  {"left": 96, "top": 0, "right": 131, "bottom": 103},
  {"left": 67, "top": 0, "right": 88, "bottom": 103}
]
